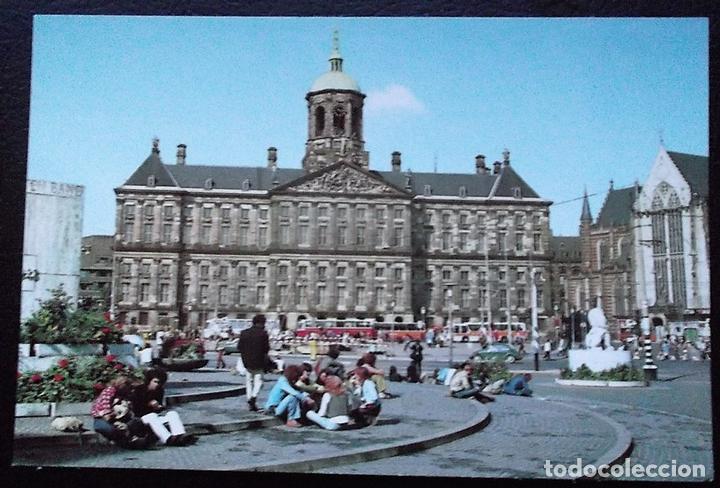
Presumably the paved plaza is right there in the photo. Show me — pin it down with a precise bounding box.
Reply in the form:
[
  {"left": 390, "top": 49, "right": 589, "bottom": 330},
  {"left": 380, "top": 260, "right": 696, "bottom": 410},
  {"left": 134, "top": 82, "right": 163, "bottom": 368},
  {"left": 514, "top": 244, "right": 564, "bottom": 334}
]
[{"left": 12, "top": 345, "right": 714, "bottom": 480}]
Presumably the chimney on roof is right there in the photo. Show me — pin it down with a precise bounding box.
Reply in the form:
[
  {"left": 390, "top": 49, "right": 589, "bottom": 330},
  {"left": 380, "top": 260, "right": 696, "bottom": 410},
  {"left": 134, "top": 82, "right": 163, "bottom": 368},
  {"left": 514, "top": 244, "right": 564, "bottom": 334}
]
[
  {"left": 475, "top": 154, "right": 487, "bottom": 175},
  {"left": 493, "top": 161, "right": 502, "bottom": 174},
  {"left": 391, "top": 151, "right": 402, "bottom": 172},
  {"left": 267, "top": 147, "right": 278, "bottom": 170},
  {"left": 176, "top": 144, "right": 187, "bottom": 165},
  {"left": 502, "top": 148, "right": 510, "bottom": 166}
]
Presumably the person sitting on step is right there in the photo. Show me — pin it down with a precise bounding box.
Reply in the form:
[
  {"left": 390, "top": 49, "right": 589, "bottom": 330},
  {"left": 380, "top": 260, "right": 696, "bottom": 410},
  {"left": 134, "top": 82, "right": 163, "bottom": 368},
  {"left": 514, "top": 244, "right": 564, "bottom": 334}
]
[
  {"left": 349, "top": 367, "right": 382, "bottom": 427},
  {"left": 264, "top": 364, "right": 316, "bottom": 428},
  {"left": 305, "top": 375, "right": 355, "bottom": 430}
]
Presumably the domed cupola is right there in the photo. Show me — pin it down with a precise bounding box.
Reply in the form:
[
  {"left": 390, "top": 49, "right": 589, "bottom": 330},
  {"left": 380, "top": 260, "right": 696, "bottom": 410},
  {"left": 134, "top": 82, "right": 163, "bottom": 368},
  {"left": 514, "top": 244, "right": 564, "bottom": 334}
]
[{"left": 303, "top": 31, "right": 369, "bottom": 173}]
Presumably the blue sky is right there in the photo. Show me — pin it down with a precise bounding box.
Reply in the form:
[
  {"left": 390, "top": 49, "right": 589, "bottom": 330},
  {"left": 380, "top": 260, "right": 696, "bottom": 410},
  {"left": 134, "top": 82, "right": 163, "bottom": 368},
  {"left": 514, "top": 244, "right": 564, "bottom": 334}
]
[{"left": 28, "top": 16, "right": 708, "bottom": 237}]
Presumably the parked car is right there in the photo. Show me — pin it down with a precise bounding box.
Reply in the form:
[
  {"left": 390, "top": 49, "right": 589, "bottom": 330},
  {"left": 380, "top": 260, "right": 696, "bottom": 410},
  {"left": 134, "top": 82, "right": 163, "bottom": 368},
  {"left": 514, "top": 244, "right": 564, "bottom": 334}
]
[{"left": 469, "top": 343, "right": 524, "bottom": 364}]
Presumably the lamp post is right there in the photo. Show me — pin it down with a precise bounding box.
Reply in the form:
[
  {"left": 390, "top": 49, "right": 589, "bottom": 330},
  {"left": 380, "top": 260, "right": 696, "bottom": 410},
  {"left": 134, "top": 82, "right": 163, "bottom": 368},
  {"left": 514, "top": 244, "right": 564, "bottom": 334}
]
[
  {"left": 420, "top": 306, "right": 426, "bottom": 327},
  {"left": 571, "top": 306, "right": 576, "bottom": 349},
  {"left": 641, "top": 299, "right": 658, "bottom": 382},
  {"left": 530, "top": 269, "right": 540, "bottom": 371},
  {"left": 390, "top": 300, "right": 396, "bottom": 343},
  {"left": 447, "top": 289, "right": 454, "bottom": 364}
]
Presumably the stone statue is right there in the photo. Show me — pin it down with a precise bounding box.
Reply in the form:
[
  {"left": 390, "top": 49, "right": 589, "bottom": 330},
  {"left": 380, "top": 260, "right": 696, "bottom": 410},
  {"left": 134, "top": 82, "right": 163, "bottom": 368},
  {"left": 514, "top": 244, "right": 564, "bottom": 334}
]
[{"left": 584, "top": 306, "right": 611, "bottom": 349}]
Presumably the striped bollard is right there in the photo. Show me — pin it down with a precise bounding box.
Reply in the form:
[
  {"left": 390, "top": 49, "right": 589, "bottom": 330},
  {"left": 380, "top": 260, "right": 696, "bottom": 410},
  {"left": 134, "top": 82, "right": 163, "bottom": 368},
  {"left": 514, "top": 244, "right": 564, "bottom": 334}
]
[{"left": 643, "top": 331, "right": 657, "bottom": 382}]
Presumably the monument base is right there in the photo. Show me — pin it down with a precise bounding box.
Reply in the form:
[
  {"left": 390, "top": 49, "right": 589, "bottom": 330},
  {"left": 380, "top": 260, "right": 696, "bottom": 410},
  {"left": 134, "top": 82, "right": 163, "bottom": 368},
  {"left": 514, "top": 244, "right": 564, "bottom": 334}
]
[{"left": 568, "top": 349, "right": 632, "bottom": 372}]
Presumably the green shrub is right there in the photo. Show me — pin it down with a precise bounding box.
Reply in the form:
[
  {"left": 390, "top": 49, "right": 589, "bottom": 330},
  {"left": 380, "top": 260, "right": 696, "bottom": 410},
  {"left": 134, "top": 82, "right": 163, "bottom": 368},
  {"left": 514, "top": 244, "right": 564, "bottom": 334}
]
[
  {"left": 20, "top": 286, "right": 124, "bottom": 345},
  {"left": 472, "top": 361, "right": 512, "bottom": 383},
  {"left": 16, "top": 355, "right": 144, "bottom": 403},
  {"left": 562, "top": 363, "right": 644, "bottom": 381}
]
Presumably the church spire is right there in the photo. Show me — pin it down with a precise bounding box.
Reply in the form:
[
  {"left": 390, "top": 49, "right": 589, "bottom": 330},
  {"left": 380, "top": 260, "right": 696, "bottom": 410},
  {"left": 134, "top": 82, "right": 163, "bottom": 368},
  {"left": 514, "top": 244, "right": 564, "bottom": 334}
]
[
  {"left": 329, "top": 30, "right": 343, "bottom": 72},
  {"left": 580, "top": 186, "right": 593, "bottom": 223}
]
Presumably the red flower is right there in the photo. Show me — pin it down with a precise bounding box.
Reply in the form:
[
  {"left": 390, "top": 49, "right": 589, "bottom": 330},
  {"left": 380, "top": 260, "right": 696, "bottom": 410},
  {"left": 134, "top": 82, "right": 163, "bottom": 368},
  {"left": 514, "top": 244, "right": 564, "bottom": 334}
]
[
  {"left": 114, "top": 363, "right": 124, "bottom": 370},
  {"left": 53, "top": 374, "right": 64, "bottom": 382},
  {"left": 102, "top": 327, "right": 112, "bottom": 335},
  {"left": 105, "top": 354, "right": 117, "bottom": 363},
  {"left": 93, "top": 383, "right": 105, "bottom": 392},
  {"left": 30, "top": 374, "right": 42, "bottom": 383},
  {"left": 57, "top": 358, "right": 70, "bottom": 368}
]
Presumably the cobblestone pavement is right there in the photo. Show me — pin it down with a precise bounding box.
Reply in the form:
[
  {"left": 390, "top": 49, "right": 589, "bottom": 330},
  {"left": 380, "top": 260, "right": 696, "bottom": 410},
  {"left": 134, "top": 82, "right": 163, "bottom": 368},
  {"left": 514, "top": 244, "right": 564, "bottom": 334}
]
[{"left": 12, "top": 382, "right": 479, "bottom": 471}]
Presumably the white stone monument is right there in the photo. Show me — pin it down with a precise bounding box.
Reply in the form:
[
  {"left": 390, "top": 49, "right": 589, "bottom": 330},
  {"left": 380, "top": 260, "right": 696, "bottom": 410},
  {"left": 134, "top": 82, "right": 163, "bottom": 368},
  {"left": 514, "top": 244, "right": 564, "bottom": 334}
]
[{"left": 568, "top": 301, "right": 631, "bottom": 372}]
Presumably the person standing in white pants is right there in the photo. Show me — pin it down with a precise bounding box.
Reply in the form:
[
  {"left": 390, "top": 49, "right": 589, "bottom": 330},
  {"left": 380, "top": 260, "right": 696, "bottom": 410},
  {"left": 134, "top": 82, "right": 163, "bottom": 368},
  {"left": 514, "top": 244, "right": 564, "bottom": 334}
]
[
  {"left": 238, "top": 315, "right": 271, "bottom": 412},
  {"left": 131, "top": 368, "right": 196, "bottom": 446}
]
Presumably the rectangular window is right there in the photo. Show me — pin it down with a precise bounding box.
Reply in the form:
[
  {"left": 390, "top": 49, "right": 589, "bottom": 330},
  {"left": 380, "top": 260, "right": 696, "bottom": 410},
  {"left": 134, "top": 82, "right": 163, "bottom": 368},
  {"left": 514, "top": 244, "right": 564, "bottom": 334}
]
[
  {"left": 124, "top": 203, "right": 135, "bottom": 220},
  {"left": 299, "top": 225, "right": 309, "bottom": 245},
  {"left": 393, "top": 227, "right": 403, "bottom": 247},
  {"left": 258, "top": 208, "right": 268, "bottom": 220},
  {"left": 200, "top": 265, "right": 209, "bottom": 278},
  {"left": 221, "top": 207, "right": 230, "bottom": 220},
  {"left": 257, "top": 286, "right": 266, "bottom": 305},
  {"left": 460, "top": 270, "right": 469, "bottom": 281},
  {"left": 499, "top": 288, "right": 507, "bottom": 308},
  {"left": 236, "top": 207, "right": 247, "bottom": 220},
  {"left": 338, "top": 207, "right": 347, "bottom": 220},
  {"left": 258, "top": 227, "right": 268, "bottom": 247},
  {"left": 280, "top": 225, "right": 290, "bottom": 245},
  {"left": 356, "top": 225, "right": 366, "bottom": 245},
  {"left": 143, "top": 223, "right": 153, "bottom": 243},
  {"left": 182, "top": 283, "right": 189, "bottom": 303},
  {"left": 376, "top": 207, "right": 385, "bottom": 220},
  {"left": 280, "top": 205, "right": 289, "bottom": 218},
  {"left": 498, "top": 232, "right": 507, "bottom": 252},
  {"left": 219, "top": 265, "right": 229, "bottom": 279},
  {"left": 517, "top": 288, "right": 526, "bottom": 307},
  {"left": 479, "top": 289, "right": 487, "bottom": 308},
  {"left": 394, "top": 268, "right": 403, "bottom": 281},
  {"left": 338, "top": 226, "right": 347, "bottom": 245},
  {"left": 298, "top": 265, "right": 308, "bottom": 278},
  {"left": 460, "top": 214, "right": 468, "bottom": 226},
  {"left": 201, "top": 224, "right": 211, "bottom": 244},
  {"left": 121, "top": 282, "right": 130, "bottom": 301},
  {"left": 477, "top": 213, "right": 485, "bottom": 226},
  {"left": 375, "top": 267, "right": 384, "bottom": 278},
  {"left": 257, "top": 266, "right": 266, "bottom": 279},
  {"left": 160, "top": 264, "right": 170, "bottom": 276},
  {"left": 477, "top": 232, "right": 485, "bottom": 252},
  {"left": 298, "top": 205, "right": 309, "bottom": 218},
  {"left": 279, "top": 285, "right": 288, "bottom": 304},
  {"left": 238, "top": 266, "right": 247, "bottom": 279},
  {"left": 442, "top": 213, "right": 451, "bottom": 225},
  {"left": 375, "top": 287, "right": 385, "bottom": 307},
  {"left": 442, "top": 232, "right": 451, "bottom": 250},
  {"left": 376, "top": 225, "right": 386, "bottom": 247},
  {"left": 337, "top": 266, "right": 346, "bottom": 278},
  {"left": 317, "top": 285, "right": 326, "bottom": 306},
  {"left": 479, "top": 270, "right": 486, "bottom": 281},
  {"left": 356, "top": 267, "right": 366, "bottom": 279},
  {"left": 298, "top": 285, "right": 307, "bottom": 305},
  {"left": 356, "top": 207, "right": 366, "bottom": 220},
  {"left": 183, "top": 205, "right": 193, "bottom": 219},
  {"left": 459, "top": 233, "right": 468, "bottom": 250},
  {"left": 160, "top": 283, "right": 170, "bottom": 303},
  {"left": 442, "top": 269, "right": 452, "bottom": 280},
  {"left": 278, "top": 265, "right": 288, "bottom": 280},
  {"left": 202, "top": 207, "right": 212, "bottom": 220},
  {"left": 162, "top": 223, "right": 172, "bottom": 243},
  {"left": 394, "top": 207, "right": 404, "bottom": 220},
  {"left": 318, "top": 266, "right": 327, "bottom": 280},
  {"left": 499, "top": 270, "right": 506, "bottom": 281},
  {"left": 140, "top": 283, "right": 150, "bottom": 302},
  {"left": 318, "top": 206, "right": 328, "bottom": 218},
  {"left": 461, "top": 289, "right": 470, "bottom": 308},
  {"left": 393, "top": 287, "right": 403, "bottom": 307},
  {"left": 220, "top": 226, "right": 230, "bottom": 245},
  {"left": 182, "top": 223, "right": 192, "bottom": 244},
  {"left": 337, "top": 285, "right": 346, "bottom": 306},
  {"left": 536, "top": 288, "right": 543, "bottom": 308},
  {"left": 238, "top": 225, "right": 248, "bottom": 246},
  {"left": 533, "top": 233, "right": 542, "bottom": 252},
  {"left": 237, "top": 286, "right": 247, "bottom": 305},
  {"left": 141, "top": 263, "right": 150, "bottom": 275},
  {"left": 144, "top": 205, "right": 154, "bottom": 218},
  {"left": 125, "top": 222, "right": 134, "bottom": 242},
  {"left": 318, "top": 225, "right": 327, "bottom": 245},
  {"left": 516, "top": 232, "right": 524, "bottom": 252},
  {"left": 356, "top": 286, "right": 366, "bottom": 306},
  {"left": 163, "top": 205, "right": 174, "bottom": 220},
  {"left": 517, "top": 270, "right": 525, "bottom": 282}
]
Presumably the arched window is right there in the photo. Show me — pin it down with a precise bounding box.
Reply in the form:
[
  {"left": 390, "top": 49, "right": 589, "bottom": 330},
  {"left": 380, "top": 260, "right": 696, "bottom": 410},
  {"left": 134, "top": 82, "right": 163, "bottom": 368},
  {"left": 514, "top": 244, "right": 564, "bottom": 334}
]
[
  {"left": 596, "top": 240, "right": 608, "bottom": 270},
  {"left": 333, "top": 105, "right": 346, "bottom": 135},
  {"left": 314, "top": 106, "right": 325, "bottom": 136},
  {"left": 351, "top": 105, "right": 361, "bottom": 137}
]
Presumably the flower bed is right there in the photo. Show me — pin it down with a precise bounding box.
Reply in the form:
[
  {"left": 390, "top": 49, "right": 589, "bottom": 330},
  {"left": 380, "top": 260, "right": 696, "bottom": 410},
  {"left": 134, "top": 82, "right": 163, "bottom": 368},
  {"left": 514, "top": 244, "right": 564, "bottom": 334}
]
[
  {"left": 560, "top": 364, "right": 645, "bottom": 382},
  {"left": 16, "top": 355, "right": 144, "bottom": 403}
]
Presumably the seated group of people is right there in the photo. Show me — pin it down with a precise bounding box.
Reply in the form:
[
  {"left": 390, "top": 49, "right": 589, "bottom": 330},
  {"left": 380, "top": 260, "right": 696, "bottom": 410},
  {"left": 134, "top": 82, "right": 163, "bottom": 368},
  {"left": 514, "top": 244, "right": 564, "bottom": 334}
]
[
  {"left": 262, "top": 348, "right": 387, "bottom": 430},
  {"left": 422, "top": 362, "right": 533, "bottom": 402},
  {"left": 91, "top": 368, "right": 197, "bottom": 449}
]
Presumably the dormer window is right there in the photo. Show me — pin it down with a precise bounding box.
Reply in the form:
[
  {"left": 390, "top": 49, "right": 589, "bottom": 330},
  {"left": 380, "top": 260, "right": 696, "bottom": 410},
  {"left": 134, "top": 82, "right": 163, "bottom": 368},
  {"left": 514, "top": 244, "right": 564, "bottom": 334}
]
[
  {"left": 147, "top": 175, "right": 156, "bottom": 187},
  {"left": 204, "top": 178, "right": 214, "bottom": 190},
  {"left": 513, "top": 186, "right": 522, "bottom": 198},
  {"left": 459, "top": 186, "right": 467, "bottom": 198},
  {"left": 242, "top": 179, "right": 251, "bottom": 190},
  {"left": 423, "top": 185, "right": 432, "bottom": 196}
]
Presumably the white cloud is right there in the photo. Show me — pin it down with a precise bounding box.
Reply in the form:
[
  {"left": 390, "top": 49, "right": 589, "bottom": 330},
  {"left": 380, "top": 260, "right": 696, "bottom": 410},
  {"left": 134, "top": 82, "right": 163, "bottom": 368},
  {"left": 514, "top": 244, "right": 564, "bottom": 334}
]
[{"left": 365, "top": 84, "right": 427, "bottom": 115}]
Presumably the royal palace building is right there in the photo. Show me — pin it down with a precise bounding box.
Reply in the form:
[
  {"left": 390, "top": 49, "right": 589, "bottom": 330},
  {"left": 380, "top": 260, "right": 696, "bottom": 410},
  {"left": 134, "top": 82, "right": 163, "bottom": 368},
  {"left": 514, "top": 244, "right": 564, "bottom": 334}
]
[{"left": 112, "top": 35, "right": 553, "bottom": 332}]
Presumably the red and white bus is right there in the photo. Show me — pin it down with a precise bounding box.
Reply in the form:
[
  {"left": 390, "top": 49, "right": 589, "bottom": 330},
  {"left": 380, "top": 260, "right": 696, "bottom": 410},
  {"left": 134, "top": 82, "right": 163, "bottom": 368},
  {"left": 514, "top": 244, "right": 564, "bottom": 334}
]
[
  {"left": 295, "top": 318, "right": 377, "bottom": 339},
  {"left": 373, "top": 322, "right": 426, "bottom": 343},
  {"left": 491, "top": 322, "right": 528, "bottom": 343}
]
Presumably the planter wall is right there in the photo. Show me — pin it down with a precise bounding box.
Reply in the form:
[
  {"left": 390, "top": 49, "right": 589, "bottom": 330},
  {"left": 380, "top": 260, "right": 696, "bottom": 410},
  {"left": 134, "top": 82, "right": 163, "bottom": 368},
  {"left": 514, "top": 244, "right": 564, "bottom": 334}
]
[
  {"left": 18, "top": 344, "right": 31, "bottom": 358},
  {"left": 35, "top": 344, "right": 103, "bottom": 358},
  {"left": 555, "top": 378, "right": 646, "bottom": 388},
  {"left": 17, "top": 343, "right": 139, "bottom": 372}
]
